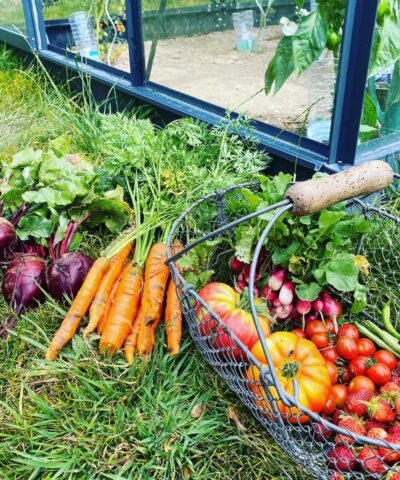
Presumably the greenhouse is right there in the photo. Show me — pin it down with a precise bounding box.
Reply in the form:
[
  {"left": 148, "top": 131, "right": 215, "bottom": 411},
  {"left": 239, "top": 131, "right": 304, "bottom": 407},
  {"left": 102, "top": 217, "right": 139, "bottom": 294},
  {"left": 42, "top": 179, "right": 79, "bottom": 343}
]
[{"left": 0, "top": 0, "right": 400, "bottom": 479}]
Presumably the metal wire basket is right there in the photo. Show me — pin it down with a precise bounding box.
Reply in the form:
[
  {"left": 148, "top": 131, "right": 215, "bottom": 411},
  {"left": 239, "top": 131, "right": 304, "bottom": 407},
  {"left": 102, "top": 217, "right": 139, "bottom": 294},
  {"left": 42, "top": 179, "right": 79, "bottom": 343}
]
[{"left": 166, "top": 161, "right": 400, "bottom": 479}]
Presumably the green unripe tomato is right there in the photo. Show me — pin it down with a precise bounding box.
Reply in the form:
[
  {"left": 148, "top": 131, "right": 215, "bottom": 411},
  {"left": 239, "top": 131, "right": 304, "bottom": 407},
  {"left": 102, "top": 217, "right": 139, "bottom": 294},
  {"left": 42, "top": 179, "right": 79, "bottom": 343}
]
[{"left": 326, "top": 30, "right": 341, "bottom": 52}]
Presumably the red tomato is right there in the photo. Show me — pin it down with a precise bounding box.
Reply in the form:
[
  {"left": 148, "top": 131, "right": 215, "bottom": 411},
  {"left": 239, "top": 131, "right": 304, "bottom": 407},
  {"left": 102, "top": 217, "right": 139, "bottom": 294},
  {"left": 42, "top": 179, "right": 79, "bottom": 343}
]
[
  {"left": 356, "top": 338, "right": 376, "bottom": 357},
  {"left": 331, "top": 384, "right": 348, "bottom": 408},
  {"left": 337, "top": 324, "right": 359, "bottom": 341},
  {"left": 322, "top": 394, "right": 336, "bottom": 416},
  {"left": 326, "top": 361, "right": 339, "bottom": 384},
  {"left": 338, "top": 365, "right": 350, "bottom": 384},
  {"left": 305, "top": 320, "right": 327, "bottom": 339},
  {"left": 367, "top": 362, "right": 392, "bottom": 386},
  {"left": 324, "top": 319, "right": 336, "bottom": 334},
  {"left": 373, "top": 350, "right": 397, "bottom": 370},
  {"left": 336, "top": 336, "right": 359, "bottom": 360},
  {"left": 292, "top": 328, "right": 306, "bottom": 338},
  {"left": 311, "top": 332, "right": 329, "bottom": 349},
  {"left": 348, "top": 375, "right": 376, "bottom": 394},
  {"left": 321, "top": 347, "right": 339, "bottom": 363},
  {"left": 349, "top": 355, "right": 369, "bottom": 377}
]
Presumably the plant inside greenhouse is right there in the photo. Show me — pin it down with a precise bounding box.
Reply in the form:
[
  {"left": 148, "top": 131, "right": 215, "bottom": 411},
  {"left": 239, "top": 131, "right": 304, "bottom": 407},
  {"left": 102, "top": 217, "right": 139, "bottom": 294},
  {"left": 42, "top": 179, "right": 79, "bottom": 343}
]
[{"left": 0, "top": 0, "right": 400, "bottom": 479}]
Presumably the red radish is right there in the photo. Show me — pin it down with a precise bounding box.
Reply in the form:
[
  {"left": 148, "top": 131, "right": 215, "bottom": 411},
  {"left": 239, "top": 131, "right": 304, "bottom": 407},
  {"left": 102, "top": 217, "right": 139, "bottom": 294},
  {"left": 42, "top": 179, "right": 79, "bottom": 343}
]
[
  {"left": 275, "top": 303, "right": 293, "bottom": 321},
  {"left": 290, "top": 306, "right": 300, "bottom": 320},
  {"left": 312, "top": 297, "right": 324, "bottom": 321},
  {"left": 230, "top": 257, "right": 243, "bottom": 272},
  {"left": 267, "top": 268, "right": 286, "bottom": 291},
  {"left": 237, "top": 273, "right": 247, "bottom": 291},
  {"left": 253, "top": 287, "right": 260, "bottom": 297},
  {"left": 243, "top": 263, "right": 260, "bottom": 283},
  {"left": 262, "top": 285, "right": 277, "bottom": 302},
  {"left": 279, "top": 281, "right": 295, "bottom": 306},
  {"left": 305, "top": 312, "right": 318, "bottom": 322},
  {"left": 321, "top": 292, "right": 342, "bottom": 333},
  {"left": 273, "top": 297, "right": 282, "bottom": 308},
  {"left": 297, "top": 300, "right": 312, "bottom": 330}
]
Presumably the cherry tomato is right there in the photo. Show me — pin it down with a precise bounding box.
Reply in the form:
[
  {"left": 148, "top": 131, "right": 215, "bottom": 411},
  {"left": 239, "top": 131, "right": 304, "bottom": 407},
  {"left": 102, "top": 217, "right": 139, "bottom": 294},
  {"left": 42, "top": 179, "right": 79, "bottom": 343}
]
[
  {"left": 326, "top": 361, "right": 339, "bottom": 385},
  {"left": 348, "top": 375, "right": 376, "bottom": 394},
  {"left": 331, "top": 384, "right": 348, "bottom": 409},
  {"left": 338, "top": 365, "right": 350, "bottom": 384},
  {"left": 349, "top": 355, "right": 369, "bottom": 377},
  {"left": 321, "top": 347, "right": 339, "bottom": 364},
  {"left": 311, "top": 332, "right": 329, "bottom": 349},
  {"left": 367, "top": 362, "right": 392, "bottom": 386},
  {"left": 292, "top": 328, "right": 306, "bottom": 339},
  {"left": 336, "top": 336, "right": 359, "bottom": 361},
  {"left": 356, "top": 338, "right": 376, "bottom": 357},
  {"left": 324, "top": 319, "right": 336, "bottom": 334},
  {"left": 305, "top": 320, "right": 327, "bottom": 339},
  {"left": 337, "top": 324, "right": 359, "bottom": 342},
  {"left": 322, "top": 394, "right": 336, "bottom": 416},
  {"left": 373, "top": 350, "right": 397, "bottom": 371}
]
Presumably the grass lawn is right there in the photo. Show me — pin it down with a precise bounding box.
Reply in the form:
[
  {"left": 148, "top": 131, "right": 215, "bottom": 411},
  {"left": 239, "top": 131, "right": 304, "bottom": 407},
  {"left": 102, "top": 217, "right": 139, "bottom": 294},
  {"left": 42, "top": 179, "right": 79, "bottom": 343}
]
[{"left": 0, "top": 45, "right": 309, "bottom": 480}]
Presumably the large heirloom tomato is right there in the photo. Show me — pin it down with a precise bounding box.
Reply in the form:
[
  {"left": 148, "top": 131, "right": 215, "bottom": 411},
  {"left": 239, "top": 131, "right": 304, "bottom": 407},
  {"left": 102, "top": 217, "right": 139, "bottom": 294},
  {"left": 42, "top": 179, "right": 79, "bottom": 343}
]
[
  {"left": 196, "top": 282, "right": 270, "bottom": 358},
  {"left": 247, "top": 332, "right": 331, "bottom": 423}
]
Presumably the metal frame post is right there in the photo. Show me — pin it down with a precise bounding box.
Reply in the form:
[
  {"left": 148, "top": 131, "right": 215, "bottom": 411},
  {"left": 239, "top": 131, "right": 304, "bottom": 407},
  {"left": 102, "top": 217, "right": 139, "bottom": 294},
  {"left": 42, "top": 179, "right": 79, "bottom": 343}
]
[{"left": 125, "top": 0, "right": 146, "bottom": 86}]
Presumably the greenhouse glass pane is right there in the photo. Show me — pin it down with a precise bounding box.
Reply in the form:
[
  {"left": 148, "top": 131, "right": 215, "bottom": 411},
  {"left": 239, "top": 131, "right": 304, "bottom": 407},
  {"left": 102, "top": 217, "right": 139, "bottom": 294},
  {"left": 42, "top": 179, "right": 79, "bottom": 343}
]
[
  {"left": 357, "top": 2, "right": 400, "bottom": 151},
  {"left": 139, "top": 0, "right": 346, "bottom": 142},
  {"left": 0, "top": 0, "right": 26, "bottom": 32},
  {"left": 41, "top": 0, "right": 130, "bottom": 71}
]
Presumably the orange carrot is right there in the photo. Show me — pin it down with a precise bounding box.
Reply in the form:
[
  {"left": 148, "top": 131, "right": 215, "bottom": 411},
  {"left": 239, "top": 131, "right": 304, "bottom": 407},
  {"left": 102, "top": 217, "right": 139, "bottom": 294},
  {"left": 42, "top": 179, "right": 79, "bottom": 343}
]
[
  {"left": 84, "top": 243, "right": 133, "bottom": 336},
  {"left": 45, "top": 257, "right": 110, "bottom": 360},
  {"left": 137, "top": 243, "right": 170, "bottom": 357},
  {"left": 124, "top": 308, "right": 142, "bottom": 365},
  {"left": 165, "top": 279, "right": 182, "bottom": 356},
  {"left": 97, "top": 262, "right": 131, "bottom": 334},
  {"left": 99, "top": 263, "right": 143, "bottom": 355}
]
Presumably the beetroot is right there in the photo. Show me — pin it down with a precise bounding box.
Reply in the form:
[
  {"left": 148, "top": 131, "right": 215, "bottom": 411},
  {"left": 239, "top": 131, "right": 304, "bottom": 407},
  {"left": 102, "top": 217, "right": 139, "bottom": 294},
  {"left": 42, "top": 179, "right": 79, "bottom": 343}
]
[
  {"left": 2, "top": 254, "right": 46, "bottom": 315},
  {"left": 0, "top": 218, "right": 18, "bottom": 261},
  {"left": 46, "top": 252, "right": 93, "bottom": 302}
]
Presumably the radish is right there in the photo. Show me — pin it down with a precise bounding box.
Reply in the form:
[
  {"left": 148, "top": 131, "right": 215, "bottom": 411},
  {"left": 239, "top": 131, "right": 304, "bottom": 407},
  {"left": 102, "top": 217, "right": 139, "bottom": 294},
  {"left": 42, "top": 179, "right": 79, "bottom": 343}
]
[
  {"left": 253, "top": 286, "right": 260, "bottom": 297},
  {"left": 230, "top": 257, "right": 243, "bottom": 272},
  {"left": 297, "top": 300, "right": 312, "bottom": 331},
  {"left": 321, "top": 292, "right": 342, "bottom": 334},
  {"left": 275, "top": 304, "right": 294, "bottom": 322},
  {"left": 237, "top": 273, "right": 247, "bottom": 291},
  {"left": 312, "top": 297, "right": 324, "bottom": 322},
  {"left": 290, "top": 306, "right": 300, "bottom": 320},
  {"left": 305, "top": 312, "right": 318, "bottom": 323},
  {"left": 273, "top": 297, "right": 282, "bottom": 308},
  {"left": 279, "top": 281, "right": 295, "bottom": 306},
  {"left": 262, "top": 285, "right": 277, "bottom": 302},
  {"left": 267, "top": 268, "right": 286, "bottom": 291},
  {"left": 243, "top": 263, "right": 261, "bottom": 283}
]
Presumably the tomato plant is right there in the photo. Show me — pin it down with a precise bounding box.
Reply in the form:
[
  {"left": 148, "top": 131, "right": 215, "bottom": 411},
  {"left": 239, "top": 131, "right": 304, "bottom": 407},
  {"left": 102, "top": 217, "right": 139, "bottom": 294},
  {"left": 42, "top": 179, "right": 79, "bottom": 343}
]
[
  {"left": 248, "top": 332, "right": 331, "bottom": 423},
  {"left": 336, "top": 336, "right": 359, "bottom": 360},
  {"left": 373, "top": 350, "right": 397, "bottom": 370},
  {"left": 356, "top": 338, "right": 376, "bottom": 357},
  {"left": 331, "top": 384, "right": 348, "bottom": 408},
  {"left": 367, "top": 362, "right": 392, "bottom": 386},
  {"left": 348, "top": 375, "right": 376, "bottom": 394}
]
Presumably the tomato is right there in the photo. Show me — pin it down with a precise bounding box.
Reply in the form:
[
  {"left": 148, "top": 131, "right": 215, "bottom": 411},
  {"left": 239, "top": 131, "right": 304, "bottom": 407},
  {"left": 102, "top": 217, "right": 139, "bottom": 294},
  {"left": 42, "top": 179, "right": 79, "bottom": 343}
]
[
  {"left": 356, "top": 338, "right": 376, "bottom": 357},
  {"left": 331, "top": 384, "right": 348, "bottom": 409},
  {"left": 338, "top": 365, "right": 350, "bottom": 384},
  {"left": 367, "top": 362, "right": 392, "bottom": 386},
  {"left": 373, "top": 350, "right": 397, "bottom": 371},
  {"left": 326, "top": 29, "right": 342, "bottom": 52},
  {"left": 348, "top": 375, "right": 376, "bottom": 394},
  {"left": 349, "top": 355, "right": 369, "bottom": 377},
  {"left": 321, "top": 347, "right": 339, "bottom": 364},
  {"left": 311, "top": 332, "right": 329, "bottom": 349},
  {"left": 292, "top": 328, "right": 306, "bottom": 338},
  {"left": 305, "top": 320, "right": 327, "bottom": 339},
  {"left": 336, "top": 336, "right": 359, "bottom": 360},
  {"left": 322, "top": 394, "right": 336, "bottom": 416},
  {"left": 337, "top": 324, "right": 359, "bottom": 342},
  {"left": 248, "top": 332, "right": 331, "bottom": 423},
  {"left": 197, "top": 283, "right": 270, "bottom": 358},
  {"left": 325, "top": 319, "right": 336, "bottom": 334},
  {"left": 326, "top": 361, "right": 339, "bottom": 385}
]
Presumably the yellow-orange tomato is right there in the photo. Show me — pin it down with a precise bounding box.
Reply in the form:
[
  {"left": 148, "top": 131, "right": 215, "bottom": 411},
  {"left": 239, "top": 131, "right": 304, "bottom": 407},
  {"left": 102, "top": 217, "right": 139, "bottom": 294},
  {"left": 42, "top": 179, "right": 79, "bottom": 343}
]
[{"left": 247, "top": 332, "right": 331, "bottom": 423}]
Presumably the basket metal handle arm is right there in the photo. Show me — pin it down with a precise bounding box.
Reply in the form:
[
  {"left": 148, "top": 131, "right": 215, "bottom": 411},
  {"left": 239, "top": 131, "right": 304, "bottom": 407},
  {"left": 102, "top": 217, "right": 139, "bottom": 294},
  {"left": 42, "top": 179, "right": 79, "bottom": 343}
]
[{"left": 286, "top": 160, "right": 393, "bottom": 216}]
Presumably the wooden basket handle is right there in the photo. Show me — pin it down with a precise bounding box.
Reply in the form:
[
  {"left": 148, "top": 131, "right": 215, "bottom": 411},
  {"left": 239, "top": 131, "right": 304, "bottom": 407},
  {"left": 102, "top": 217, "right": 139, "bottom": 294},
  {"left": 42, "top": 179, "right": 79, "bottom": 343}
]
[{"left": 285, "top": 160, "right": 393, "bottom": 216}]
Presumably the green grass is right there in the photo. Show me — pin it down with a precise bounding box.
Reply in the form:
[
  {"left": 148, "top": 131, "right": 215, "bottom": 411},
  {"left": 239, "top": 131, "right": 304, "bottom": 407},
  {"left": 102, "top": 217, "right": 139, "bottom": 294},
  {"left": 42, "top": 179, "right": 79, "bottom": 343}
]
[{"left": 0, "top": 45, "right": 309, "bottom": 480}]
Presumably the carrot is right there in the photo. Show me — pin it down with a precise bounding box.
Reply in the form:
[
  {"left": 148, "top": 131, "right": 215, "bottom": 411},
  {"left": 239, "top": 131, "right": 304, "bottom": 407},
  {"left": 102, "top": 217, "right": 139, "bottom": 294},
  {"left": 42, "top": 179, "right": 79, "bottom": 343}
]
[
  {"left": 97, "top": 262, "right": 131, "bottom": 334},
  {"left": 124, "top": 308, "right": 142, "bottom": 365},
  {"left": 84, "top": 243, "right": 133, "bottom": 336},
  {"left": 99, "top": 263, "right": 144, "bottom": 355},
  {"left": 45, "top": 257, "right": 110, "bottom": 361},
  {"left": 137, "top": 243, "right": 170, "bottom": 356},
  {"left": 165, "top": 279, "right": 182, "bottom": 356}
]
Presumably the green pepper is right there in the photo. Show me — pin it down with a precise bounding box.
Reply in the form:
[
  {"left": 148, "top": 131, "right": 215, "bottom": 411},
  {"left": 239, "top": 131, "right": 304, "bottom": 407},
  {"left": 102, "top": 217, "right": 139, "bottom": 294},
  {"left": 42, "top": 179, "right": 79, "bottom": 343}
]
[{"left": 326, "top": 29, "right": 342, "bottom": 52}]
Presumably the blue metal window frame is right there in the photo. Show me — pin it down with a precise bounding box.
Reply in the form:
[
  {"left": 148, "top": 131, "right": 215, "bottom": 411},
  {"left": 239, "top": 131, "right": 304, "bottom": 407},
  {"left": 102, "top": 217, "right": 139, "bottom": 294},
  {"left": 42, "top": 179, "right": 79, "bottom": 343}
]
[{"left": 0, "top": 0, "right": 396, "bottom": 172}]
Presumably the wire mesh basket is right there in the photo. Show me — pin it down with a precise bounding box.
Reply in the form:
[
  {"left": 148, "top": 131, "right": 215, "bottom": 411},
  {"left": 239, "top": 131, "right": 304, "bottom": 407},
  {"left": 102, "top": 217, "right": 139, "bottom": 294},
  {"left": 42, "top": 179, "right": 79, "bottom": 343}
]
[{"left": 166, "top": 161, "right": 400, "bottom": 479}]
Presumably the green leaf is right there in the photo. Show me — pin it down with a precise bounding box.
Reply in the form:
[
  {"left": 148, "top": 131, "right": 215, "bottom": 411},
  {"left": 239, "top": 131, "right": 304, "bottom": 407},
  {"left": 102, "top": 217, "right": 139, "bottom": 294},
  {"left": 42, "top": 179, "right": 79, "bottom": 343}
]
[
  {"left": 292, "top": 11, "right": 328, "bottom": 76},
  {"left": 272, "top": 241, "right": 300, "bottom": 266},
  {"left": 319, "top": 253, "right": 360, "bottom": 292},
  {"left": 386, "top": 61, "right": 400, "bottom": 108},
  {"left": 295, "top": 282, "right": 321, "bottom": 301},
  {"left": 265, "top": 36, "right": 295, "bottom": 95},
  {"left": 10, "top": 148, "right": 42, "bottom": 168},
  {"left": 369, "top": 17, "right": 400, "bottom": 78},
  {"left": 318, "top": 210, "right": 346, "bottom": 231},
  {"left": 350, "top": 283, "right": 368, "bottom": 314},
  {"left": 53, "top": 213, "right": 70, "bottom": 246},
  {"left": 49, "top": 134, "right": 73, "bottom": 157},
  {"left": 235, "top": 225, "right": 257, "bottom": 263},
  {"left": 17, "top": 214, "right": 56, "bottom": 241},
  {"left": 241, "top": 188, "right": 263, "bottom": 211}
]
